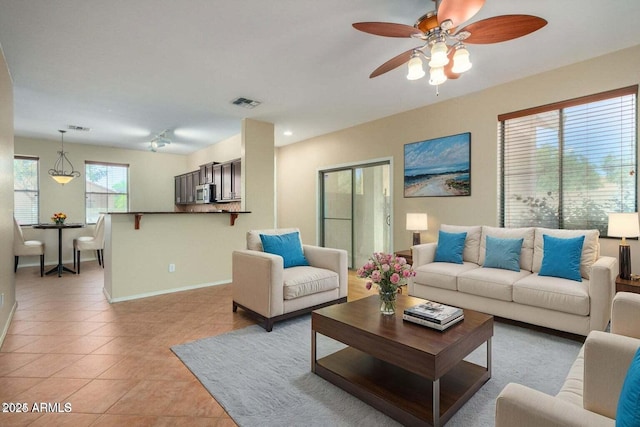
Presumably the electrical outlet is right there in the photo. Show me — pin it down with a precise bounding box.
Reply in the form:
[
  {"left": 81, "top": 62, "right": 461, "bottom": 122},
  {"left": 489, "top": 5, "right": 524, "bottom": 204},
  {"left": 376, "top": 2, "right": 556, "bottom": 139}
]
[{"left": 169, "top": 264, "right": 176, "bottom": 273}]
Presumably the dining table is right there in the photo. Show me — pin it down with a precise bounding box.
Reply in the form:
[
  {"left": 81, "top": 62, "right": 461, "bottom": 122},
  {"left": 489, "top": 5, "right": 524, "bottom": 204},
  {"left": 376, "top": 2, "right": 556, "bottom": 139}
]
[{"left": 33, "top": 222, "right": 85, "bottom": 277}]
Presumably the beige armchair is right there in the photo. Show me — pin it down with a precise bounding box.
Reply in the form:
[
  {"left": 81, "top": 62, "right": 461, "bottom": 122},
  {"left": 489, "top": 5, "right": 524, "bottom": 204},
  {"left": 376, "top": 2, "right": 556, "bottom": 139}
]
[
  {"left": 13, "top": 217, "right": 45, "bottom": 276},
  {"left": 232, "top": 228, "right": 348, "bottom": 331},
  {"left": 495, "top": 292, "right": 640, "bottom": 427}
]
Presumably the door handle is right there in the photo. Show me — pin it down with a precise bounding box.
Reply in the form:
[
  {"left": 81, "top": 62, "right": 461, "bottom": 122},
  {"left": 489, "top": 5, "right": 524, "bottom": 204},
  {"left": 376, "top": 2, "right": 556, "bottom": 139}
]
[{"left": 386, "top": 215, "right": 391, "bottom": 226}]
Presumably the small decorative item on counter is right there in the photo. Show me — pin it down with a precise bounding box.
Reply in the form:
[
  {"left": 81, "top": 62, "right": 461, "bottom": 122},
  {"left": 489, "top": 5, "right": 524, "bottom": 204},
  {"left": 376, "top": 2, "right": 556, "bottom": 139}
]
[
  {"left": 357, "top": 252, "right": 416, "bottom": 315},
  {"left": 51, "top": 212, "right": 67, "bottom": 224}
]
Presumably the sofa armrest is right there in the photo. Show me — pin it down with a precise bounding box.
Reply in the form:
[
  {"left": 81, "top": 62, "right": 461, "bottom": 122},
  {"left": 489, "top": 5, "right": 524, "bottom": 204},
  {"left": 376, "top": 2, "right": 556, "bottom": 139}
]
[
  {"left": 232, "top": 249, "right": 284, "bottom": 318},
  {"left": 303, "top": 245, "right": 348, "bottom": 298},
  {"left": 611, "top": 292, "right": 640, "bottom": 338},
  {"left": 411, "top": 242, "right": 437, "bottom": 268},
  {"left": 496, "top": 383, "right": 614, "bottom": 427},
  {"left": 583, "top": 330, "right": 640, "bottom": 418},
  {"left": 588, "top": 256, "right": 617, "bottom": 332}
]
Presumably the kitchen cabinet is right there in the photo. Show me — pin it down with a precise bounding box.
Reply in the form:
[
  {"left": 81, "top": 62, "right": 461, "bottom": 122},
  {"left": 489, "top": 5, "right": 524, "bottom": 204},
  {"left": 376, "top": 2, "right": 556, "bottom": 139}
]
[
  {"left": 174, "top": 170, "right": 199, "bottom": 205},
  {"left": 175, "top": 159, "right": 241, "bottom": 205},
  {"left": 220, "top": 158, "right": 241, "bottom": 201}
]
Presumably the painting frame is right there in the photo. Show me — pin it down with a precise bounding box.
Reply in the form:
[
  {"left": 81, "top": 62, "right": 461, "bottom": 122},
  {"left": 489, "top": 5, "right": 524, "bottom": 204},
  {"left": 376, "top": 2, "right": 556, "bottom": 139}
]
[{"left": 404, "top": 132, "right": 471, "bottom": 197}]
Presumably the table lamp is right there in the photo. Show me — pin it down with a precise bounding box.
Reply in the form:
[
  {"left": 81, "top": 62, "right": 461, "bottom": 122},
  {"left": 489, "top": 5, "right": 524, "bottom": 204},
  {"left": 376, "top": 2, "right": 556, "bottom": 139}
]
[
  {"left": 406, "top": 213, "right": 428, "bottom": 246},
  {"left": 608, "top": 212, "right": 640, "bottom": 280}
]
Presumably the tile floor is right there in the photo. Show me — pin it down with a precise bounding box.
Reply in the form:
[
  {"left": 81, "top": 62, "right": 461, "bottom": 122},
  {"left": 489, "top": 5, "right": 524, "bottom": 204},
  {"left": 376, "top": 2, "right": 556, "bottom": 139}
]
[{"left": 1, "top": 261, "right": 374, "bottom": 426}]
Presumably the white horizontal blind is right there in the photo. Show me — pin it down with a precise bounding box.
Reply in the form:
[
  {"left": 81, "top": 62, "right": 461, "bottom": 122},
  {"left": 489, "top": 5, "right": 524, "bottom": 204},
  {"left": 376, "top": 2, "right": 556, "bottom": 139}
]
[
  {"left": 14, "top": 156, "right": 39, "bottom": 225},
  {"left": 85, "top": 161, "right": 129, "bottom": 223},
  {"left": 499, "top": 86, "right": 637, "bottom": 236}
]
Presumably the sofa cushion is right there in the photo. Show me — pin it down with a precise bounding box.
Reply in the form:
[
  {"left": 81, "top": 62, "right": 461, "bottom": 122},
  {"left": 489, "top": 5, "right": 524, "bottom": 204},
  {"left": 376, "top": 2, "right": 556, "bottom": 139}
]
[
  {"left": 413, "top": 262, "right": 480, "bottom": 291},
  {"left": 617, "top": 347, "right": 640, "bottom": 427},
  {"left": 533, "top": 228, "right": 599, "bottom": 280},
  {"left": 539, "top": 234, "right": 585, "bottom": 282},
  {"left": 434, "top": 230, "right": 467, "bottom": 264},
  {"left": 483, "top": 236, "right": 524, "bottom": 272},
  {"left": 247, "top": 228, "right": 300, "bottom": 251},
  {"left": 479, "top": 226, "right": 535, "bottom": 272},
  {"left": 260, "top": 232, "right": 310, "bottom": 268},
  {"left": 458, "top": 268, "right": 532, "bottom": 301},
  {"left": 282, "top": 266, "right": 338, "bottom": 300},
  {"left": 441, "top": 224, "right": 482, "bottom": 264},
  {"left": 513, "top": 273, "right": 590, "bottom": 316}
]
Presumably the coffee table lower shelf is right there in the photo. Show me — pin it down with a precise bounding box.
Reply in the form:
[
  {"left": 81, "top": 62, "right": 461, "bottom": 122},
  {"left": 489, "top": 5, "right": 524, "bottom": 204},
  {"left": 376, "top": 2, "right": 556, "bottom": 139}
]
[{"left": 314, "top": 346, "right": 489, "bottom": 427}]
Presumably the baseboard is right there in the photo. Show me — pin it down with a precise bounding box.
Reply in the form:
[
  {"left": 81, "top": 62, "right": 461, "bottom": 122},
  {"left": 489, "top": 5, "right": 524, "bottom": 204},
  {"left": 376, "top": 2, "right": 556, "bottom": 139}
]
[
  {"left": 0, "top": 300, "right": 18, "bottom": 349},
  {"left": 104, "top": 279, "right": 231, "bottom": 303}
]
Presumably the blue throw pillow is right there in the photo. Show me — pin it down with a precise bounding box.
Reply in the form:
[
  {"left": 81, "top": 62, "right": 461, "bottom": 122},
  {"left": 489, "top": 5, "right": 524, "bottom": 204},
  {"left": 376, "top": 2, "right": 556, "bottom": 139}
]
[
  {"left": 434, "top": 230, "right": 467, "bottom": 264},
  {"left": 617, "top": 347, "right": 640, "bottom": 427},
  {"left": 259, "top": 232, "right": 310, "bottom": 268},
  {"left": 539, "top": 234, "right": 584, "bottom": 282},
  {"left": 483, "top": 235, "right": 523, "bottom": 272}
]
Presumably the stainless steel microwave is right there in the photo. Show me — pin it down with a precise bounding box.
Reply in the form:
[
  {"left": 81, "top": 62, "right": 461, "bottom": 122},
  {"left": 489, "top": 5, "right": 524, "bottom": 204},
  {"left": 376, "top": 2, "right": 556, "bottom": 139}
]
[{"left": 195, "top": 183, "right": 216, "bottom": 204}]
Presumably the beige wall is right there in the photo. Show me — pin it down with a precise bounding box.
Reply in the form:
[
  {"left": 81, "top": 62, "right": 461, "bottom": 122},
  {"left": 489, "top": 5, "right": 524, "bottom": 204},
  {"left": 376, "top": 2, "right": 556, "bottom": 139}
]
[
  {"left": 13, "top": 137, "right": 188, "bottom": 265},
  {"left": 0, "top": 44, "right": 15, "bottom": 344},
  {"left": 276, "top": 45, "right": 640, "bottom": 266},
  {"left": 187, "top": 133, "right": 241, "bottom": 170}
]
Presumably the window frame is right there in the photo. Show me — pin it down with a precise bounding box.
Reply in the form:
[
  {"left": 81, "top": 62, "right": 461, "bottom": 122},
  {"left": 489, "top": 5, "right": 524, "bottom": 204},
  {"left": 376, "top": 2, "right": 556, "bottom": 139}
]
[
  {"left": 498, "top": 85, "right": 638, "bottom": 235},
  {"left": 84, "top": 160, "right": 130, "bottom": 224},
  {"left": 14, "top": 155, "right": 40, "bottom": 226}
]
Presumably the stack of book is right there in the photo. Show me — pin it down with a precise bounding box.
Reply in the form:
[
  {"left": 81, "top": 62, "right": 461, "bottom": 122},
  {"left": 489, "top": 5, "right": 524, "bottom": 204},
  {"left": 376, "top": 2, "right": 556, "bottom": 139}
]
[{"left": 402, "top": 300, "right": 464, "bottom": 331}]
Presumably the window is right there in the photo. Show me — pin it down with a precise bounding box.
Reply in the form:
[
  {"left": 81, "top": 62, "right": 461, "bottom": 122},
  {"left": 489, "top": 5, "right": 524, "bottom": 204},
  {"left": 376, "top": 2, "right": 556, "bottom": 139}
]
[
  {"left": 499, "top": 86, "right": 637, "bottom": 236},
  {"left": 14, "top": 156, "right": 39, "bottom": 225},
  {"left": 85, "top": 161, "right": 129, "bottom": 223}
]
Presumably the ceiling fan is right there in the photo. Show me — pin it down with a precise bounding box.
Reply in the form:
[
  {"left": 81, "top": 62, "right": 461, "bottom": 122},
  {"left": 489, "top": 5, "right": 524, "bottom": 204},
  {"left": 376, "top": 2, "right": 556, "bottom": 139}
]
[
  {"left": 148, "top": 130, "right": 172, "bottom": 152},
  {"left": 353, "top": 0, "right": 547, "bottom": 87}
]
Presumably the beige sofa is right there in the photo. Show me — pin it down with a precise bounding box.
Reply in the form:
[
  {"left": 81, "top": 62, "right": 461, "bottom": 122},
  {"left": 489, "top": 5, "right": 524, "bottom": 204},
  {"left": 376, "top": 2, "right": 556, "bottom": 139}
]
[
  {"left": 408, "top": 225, "right": 617, "bottom": 336},
  {"left": 232, "top": 228, "right": 348, "bottom": 331},
  {"left": 496, "top": 292, "right": 640, "bottom": 426}
]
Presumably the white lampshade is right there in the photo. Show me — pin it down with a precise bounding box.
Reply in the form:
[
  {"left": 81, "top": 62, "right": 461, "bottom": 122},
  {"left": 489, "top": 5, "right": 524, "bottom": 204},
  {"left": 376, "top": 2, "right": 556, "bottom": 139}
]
[
  {"left": 428, "top": 66, "right": 447, "bottom": 86},
  {"left": 452, "top": 46, "right": 472, "bottom": 73},
  {"left": 428, "top": 41, "right": 449, "bottom": 68},
  {"left": 608, "top": 213, "right": 640, "bottom": 238},
  {"left": 406, "top": 56, "right": 425, "bottom": 80},
  {"left": 406, "top": 213, "right": 428, "bottom": 231}
]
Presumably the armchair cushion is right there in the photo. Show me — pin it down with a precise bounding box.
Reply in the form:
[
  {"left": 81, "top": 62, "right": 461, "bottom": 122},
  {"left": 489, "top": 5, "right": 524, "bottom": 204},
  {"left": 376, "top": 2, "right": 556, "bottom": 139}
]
[
  {"left": 616, "top": 347, "right": 640, "bottom": 426},
  {"left": 283, "top": 266, "right": 338, "bottom": 300},
  {"left": 259, "top": 231, "right": 309, "bottom": 268}
]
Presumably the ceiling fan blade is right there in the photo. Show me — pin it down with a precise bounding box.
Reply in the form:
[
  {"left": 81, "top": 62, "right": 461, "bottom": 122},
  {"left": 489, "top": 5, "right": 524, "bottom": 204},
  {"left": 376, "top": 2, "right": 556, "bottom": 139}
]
[
  {"left": 369, "top": 48, "right": 417, "bottom": 78},
  {"left": 437, "top": 0, "right": 485, "bottom": 27},
  {"left": 460, "top": 15, "right": 547, "bottom": 44},
  {"left": 353, "top": 22, "right": 422, "bottom": 38},
  {"left": 444, "top": 49, "right": 460, "bottom": 80}
]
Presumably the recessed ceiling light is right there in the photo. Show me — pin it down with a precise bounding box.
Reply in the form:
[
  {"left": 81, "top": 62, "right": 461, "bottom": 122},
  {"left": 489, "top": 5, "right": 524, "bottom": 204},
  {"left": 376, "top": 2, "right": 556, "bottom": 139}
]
[{"left": 283, "top": 130, "right": 293, "bottom": 136}]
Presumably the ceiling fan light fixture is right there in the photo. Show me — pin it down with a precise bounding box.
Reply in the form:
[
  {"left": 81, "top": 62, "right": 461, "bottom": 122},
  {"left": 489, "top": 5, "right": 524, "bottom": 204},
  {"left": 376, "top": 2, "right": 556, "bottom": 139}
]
[
  {"left": 429, "top": 66, "right": 447, "bottom": 86},
  {"left": 406, "top": 55, "right": 425, "bottom": 80},
  {"left": 428, "top": 41, "right": 449, "bottom": 68},
  {"left": 451, "top": 46, "right": 472, "bottom": 73}
]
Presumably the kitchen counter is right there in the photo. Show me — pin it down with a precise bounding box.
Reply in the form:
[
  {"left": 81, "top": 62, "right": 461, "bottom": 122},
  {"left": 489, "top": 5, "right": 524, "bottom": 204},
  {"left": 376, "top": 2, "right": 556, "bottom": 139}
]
[{"left": 108, "top": 210, "right": 251, "bottom": 228}]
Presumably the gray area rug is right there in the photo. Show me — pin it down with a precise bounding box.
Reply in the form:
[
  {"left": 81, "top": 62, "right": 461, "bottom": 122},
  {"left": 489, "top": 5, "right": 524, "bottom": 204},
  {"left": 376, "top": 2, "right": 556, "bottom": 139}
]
[{"left": 171, "top": 315, "right": 582, "bottom": 426}]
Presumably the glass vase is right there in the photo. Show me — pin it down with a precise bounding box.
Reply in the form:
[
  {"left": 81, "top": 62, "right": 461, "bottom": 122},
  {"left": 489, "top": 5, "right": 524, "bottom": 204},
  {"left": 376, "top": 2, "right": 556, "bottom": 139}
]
[{"left": 379, "top": 290, "right": 397, "bottom": 315}]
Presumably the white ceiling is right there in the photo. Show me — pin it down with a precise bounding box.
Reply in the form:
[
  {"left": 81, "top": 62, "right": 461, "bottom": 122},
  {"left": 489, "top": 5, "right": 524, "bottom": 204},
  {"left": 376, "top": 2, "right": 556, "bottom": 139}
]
[{"left": 0, "top": 0, "right": 639, "bottom": 154}]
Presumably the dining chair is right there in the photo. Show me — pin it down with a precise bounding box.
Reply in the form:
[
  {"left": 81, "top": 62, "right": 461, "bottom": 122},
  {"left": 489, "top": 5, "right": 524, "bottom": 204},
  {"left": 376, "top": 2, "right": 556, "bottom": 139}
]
[
  {"left": 13, "top": 217, "right": 45, "bottom": 276},
  {"left": 73, "top": 214, "right": 105, "bottom": 274}
]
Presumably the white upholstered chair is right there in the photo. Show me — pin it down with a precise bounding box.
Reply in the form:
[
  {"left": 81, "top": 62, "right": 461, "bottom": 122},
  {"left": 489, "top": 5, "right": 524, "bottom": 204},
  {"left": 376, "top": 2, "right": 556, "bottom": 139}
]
[
  {"left": 13, "top": 217, "right": 45, "bottom": 276},
  {"left": 232, "top": 228, "right": 348, "bottom": 331},
  {"left": 495, "top": 292, "right": 640, "bottom": 426},
  {"left": 73, "top": 214, "right": 105, "bottom": 274}
]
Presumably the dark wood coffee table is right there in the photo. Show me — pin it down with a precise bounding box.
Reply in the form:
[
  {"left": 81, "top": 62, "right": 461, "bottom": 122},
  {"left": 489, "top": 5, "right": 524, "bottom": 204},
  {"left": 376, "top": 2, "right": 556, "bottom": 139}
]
[{"left": 312, "top": 294, "right": 493, "bottom": 427}]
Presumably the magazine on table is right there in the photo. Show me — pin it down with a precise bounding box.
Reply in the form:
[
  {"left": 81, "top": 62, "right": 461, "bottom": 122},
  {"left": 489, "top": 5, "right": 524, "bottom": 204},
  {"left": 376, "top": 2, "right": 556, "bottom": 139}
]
[
  {"left": 402, "top": 312, "right": 464, "bottom": 331},
  {"left": 403, "top": 300, "right": 463, "bottom": 324}
]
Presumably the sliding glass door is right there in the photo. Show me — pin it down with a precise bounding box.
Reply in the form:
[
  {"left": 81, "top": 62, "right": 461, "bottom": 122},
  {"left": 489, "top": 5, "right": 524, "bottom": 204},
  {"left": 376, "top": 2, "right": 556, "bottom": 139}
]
[{"left": 321, "top": 162, "right": 391, "bottom": 269}]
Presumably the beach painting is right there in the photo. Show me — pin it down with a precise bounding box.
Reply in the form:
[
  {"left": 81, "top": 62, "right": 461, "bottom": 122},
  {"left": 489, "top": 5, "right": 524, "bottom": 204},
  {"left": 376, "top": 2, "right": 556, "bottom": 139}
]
[{"left": 404, "top": 132, "right": 471, "bottom": 197}]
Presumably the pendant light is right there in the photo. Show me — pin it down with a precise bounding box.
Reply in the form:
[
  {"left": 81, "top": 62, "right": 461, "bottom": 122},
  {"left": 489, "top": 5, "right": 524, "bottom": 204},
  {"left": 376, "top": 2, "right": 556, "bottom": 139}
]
[{"left": 48, "top": 130, "right": 81, "bottom": 185}]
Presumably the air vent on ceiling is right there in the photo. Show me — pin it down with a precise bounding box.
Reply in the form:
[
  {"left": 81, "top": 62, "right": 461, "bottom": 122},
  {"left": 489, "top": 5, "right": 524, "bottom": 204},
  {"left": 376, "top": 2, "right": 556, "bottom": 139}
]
[
  {"left": 68, "top": 125, "right": 91, "bottom": 131},
  {"left": 231, "top": 97, "right": 261, "bottom": 109}
]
